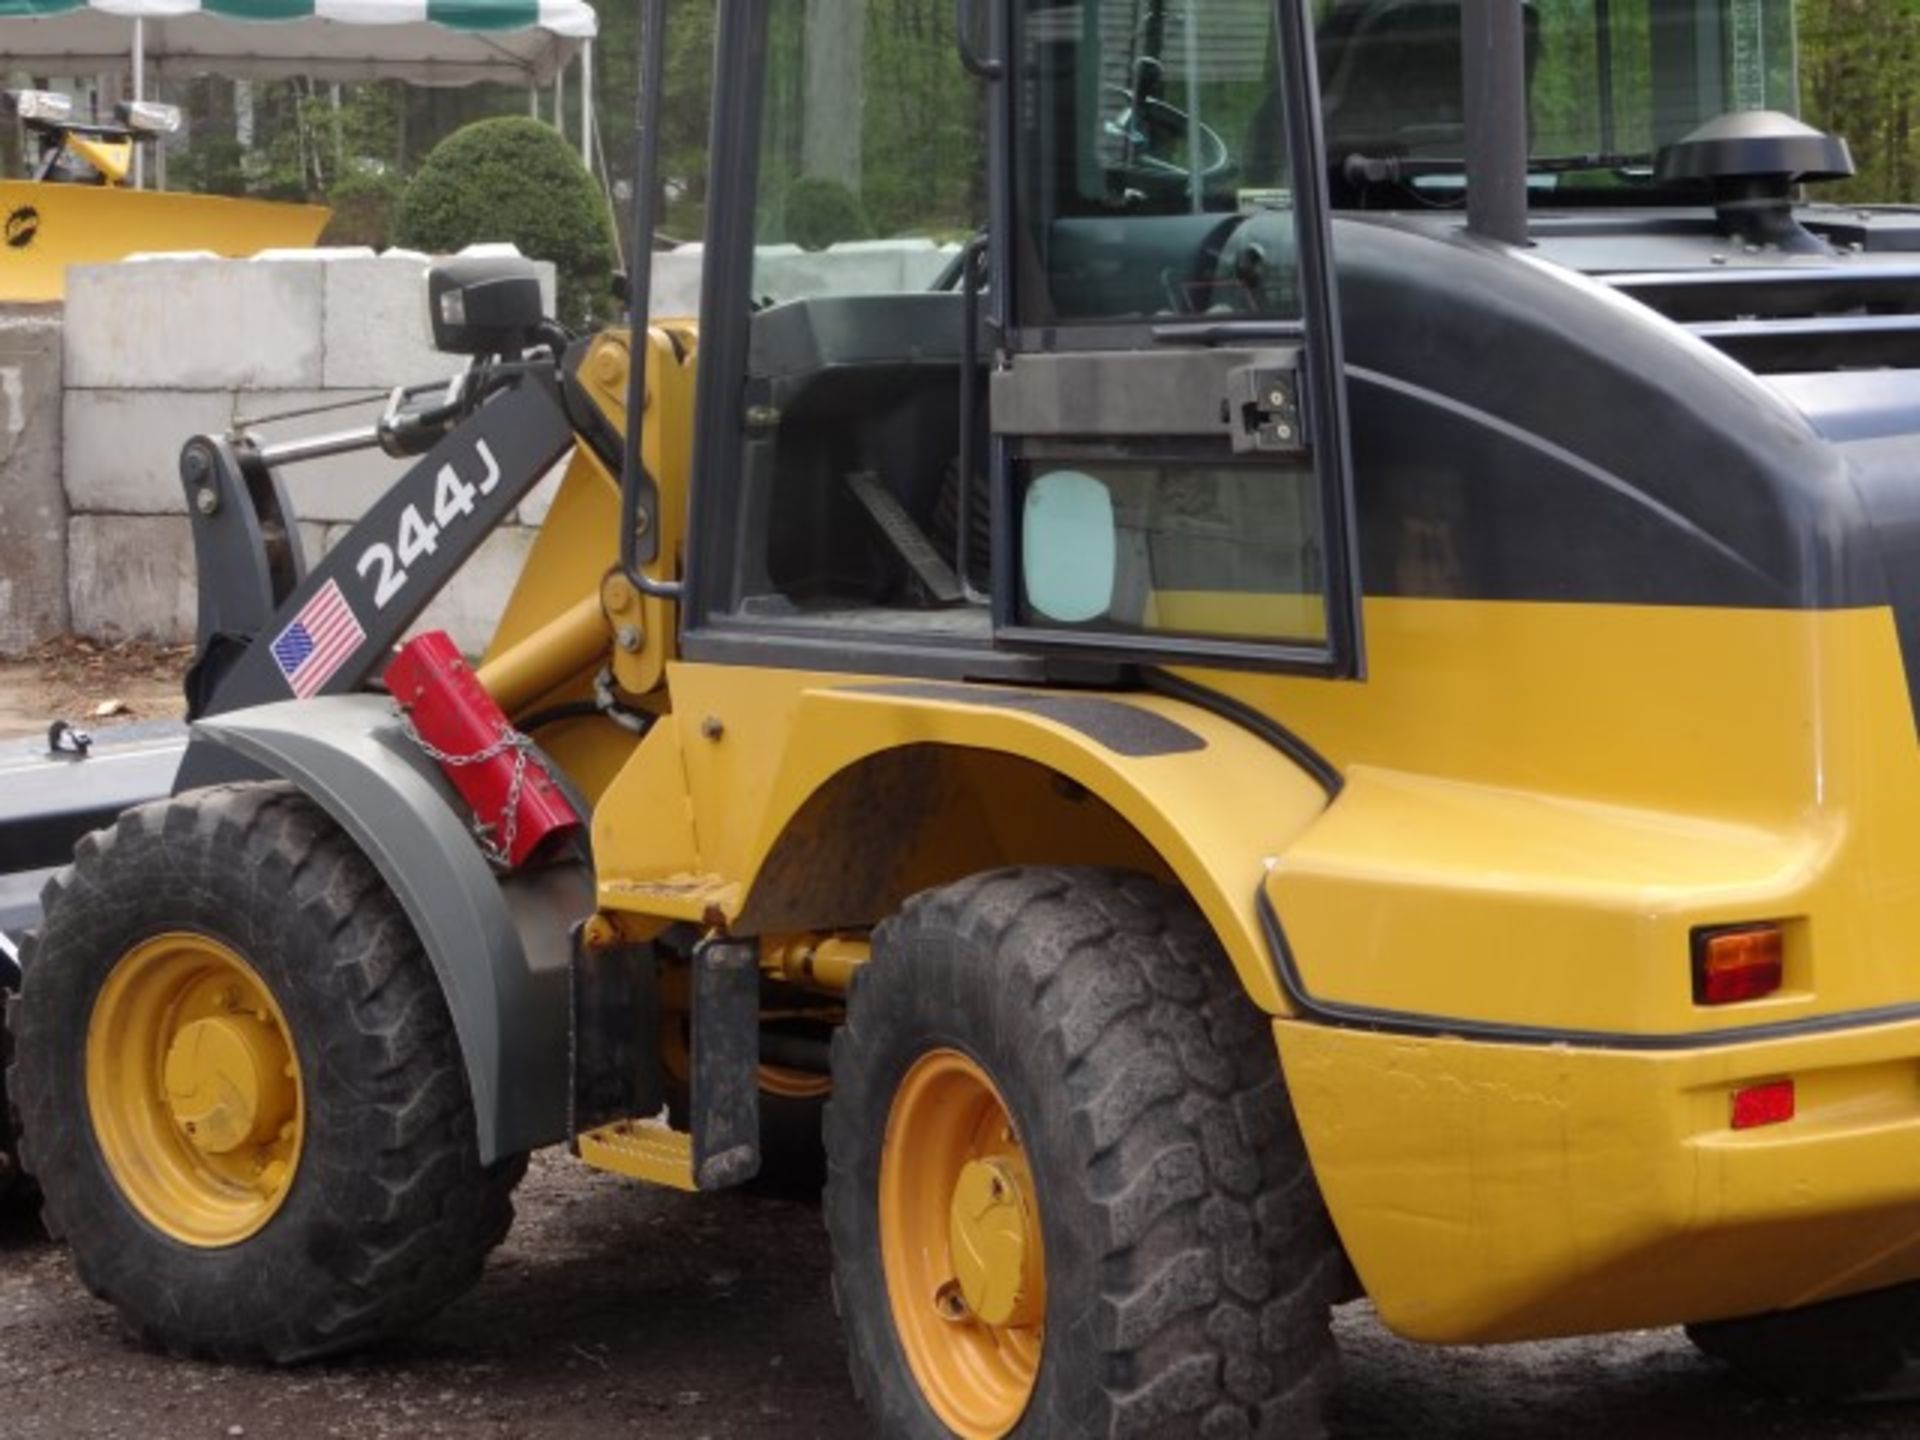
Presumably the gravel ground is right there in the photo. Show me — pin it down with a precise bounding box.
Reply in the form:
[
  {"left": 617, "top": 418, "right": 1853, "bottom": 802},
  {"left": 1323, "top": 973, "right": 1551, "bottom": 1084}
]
[{"left": 4, "top": 1152, "right": 1920, "bottom": 1439}]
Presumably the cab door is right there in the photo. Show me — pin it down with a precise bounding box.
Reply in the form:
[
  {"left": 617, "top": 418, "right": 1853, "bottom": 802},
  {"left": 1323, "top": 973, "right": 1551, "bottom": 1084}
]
[{"left": 984, "top": 0, "right": 1363, "bottom": 676}]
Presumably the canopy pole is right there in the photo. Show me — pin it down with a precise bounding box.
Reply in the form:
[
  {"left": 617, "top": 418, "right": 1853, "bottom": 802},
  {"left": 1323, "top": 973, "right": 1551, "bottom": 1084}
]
[
  {"left": 130, "top": 16, "right": 144, "bottom": 188},
  {"left": 553, "top": 57, "right": 564, "bottom": 143},
  {"left": 153, "top": 74, "right": 166, "bottom": 189},
  {"left": 580, "top": 42, "right": 593, "bottom": 172},
  {"left": 528, "top": 85, "right": 538, "bottom": 120}
]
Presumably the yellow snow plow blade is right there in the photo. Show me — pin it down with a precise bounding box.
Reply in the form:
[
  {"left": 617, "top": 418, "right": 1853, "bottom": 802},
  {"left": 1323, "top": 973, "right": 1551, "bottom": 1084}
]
[{"left": 0, "top": 182, "right": 328, "bottom": 302}]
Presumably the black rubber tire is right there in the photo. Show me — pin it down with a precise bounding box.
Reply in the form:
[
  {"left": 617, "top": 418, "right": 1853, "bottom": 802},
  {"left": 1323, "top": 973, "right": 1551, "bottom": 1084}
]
[
  {"left": 1688, "top": 1283, "right": 1920, "bottom": 1400},
  {"left": 10, "top": 782, "right": 525, "bottom": 1363},
  {"left": 825, "top": 867, "right": 1341, "bottom": 1439},
  {"left": 0, "top": 989, "right": 25, "bottom": 1207}
]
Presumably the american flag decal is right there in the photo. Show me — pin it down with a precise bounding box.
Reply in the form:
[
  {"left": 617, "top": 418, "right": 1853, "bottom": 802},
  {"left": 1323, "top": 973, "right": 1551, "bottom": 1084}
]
[{"left": 269, "top": 579, "right": 366, "bottom": 699}]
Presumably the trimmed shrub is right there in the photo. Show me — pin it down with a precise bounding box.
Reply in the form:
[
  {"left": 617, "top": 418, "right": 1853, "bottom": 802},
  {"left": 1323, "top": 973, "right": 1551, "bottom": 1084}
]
[
  {"left": 323, "top": 165, "right": 405, "bottom": 249},
  {"left": 779, "top": 176, "right": 872, "bottom": 251},
  {"left": 395, "top": 116, "right": 616, "bottom": 324}
]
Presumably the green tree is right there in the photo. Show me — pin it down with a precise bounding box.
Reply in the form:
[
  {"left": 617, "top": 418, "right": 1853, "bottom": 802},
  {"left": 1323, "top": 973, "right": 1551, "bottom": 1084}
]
[
  {"left": 395, "top": 115, "right": 619, "bottom": 325},
  {"left": 1798, "top": 0, "right": 1920, "bottom": 201}
]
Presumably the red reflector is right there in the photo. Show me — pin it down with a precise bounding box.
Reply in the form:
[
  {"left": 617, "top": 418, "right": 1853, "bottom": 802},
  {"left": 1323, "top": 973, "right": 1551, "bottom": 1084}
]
[
  {"left": 1693, "top": 924, "right": 1785, "bottom": 1005},
  {"left": 1731, "top": 1080, "right": 1796, "bottom": 1131}
]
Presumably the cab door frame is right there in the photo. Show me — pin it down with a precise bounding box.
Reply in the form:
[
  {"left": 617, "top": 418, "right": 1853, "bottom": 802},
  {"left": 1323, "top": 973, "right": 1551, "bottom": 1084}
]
[
  {"left": 982, "top": 0, "right": 1366, "bottom": 678},
  {"left": 676, "top": 0, "right": 1362, "bottom": 682}
]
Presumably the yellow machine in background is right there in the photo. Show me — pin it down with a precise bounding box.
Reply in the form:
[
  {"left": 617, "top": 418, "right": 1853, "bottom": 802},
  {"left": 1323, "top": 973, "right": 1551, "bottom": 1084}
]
[{"left": 0, "top": 90, "right": 326, "bottom": 302}]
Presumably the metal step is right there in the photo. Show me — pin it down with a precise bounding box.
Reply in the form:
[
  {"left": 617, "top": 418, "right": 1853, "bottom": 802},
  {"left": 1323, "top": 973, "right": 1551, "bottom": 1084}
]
[{"left": 576, "top": 1118, "right": 696, "bottom": 1192}]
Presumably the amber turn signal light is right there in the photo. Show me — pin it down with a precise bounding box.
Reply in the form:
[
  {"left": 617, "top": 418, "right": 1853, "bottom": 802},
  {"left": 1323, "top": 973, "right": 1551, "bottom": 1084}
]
[{"left": 1693, "top": 924, "right": 1785, "bottom": 1006}]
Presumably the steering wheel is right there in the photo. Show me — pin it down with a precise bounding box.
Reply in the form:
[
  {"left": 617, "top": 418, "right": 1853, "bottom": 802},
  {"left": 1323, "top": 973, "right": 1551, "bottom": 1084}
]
[{"left": 1103, "top": 84, "right": 1233, "bottom": 203}]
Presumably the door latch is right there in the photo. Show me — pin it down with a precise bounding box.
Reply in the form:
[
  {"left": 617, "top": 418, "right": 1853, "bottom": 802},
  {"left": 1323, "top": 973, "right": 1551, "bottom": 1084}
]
[{"left": 1229, "top": 365, "right": 1306, "bottom": 455}]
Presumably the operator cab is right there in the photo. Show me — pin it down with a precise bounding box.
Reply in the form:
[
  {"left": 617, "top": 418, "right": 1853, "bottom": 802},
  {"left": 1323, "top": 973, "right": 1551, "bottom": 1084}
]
[{"left": 683, "top": 0, "right": 1361, "bottom": 681}]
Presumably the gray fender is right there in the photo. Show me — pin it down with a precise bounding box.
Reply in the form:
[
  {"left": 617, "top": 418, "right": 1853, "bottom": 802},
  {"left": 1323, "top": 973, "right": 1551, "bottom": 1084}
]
[{"left": 192, "top": 695, "right": 584, "bottom": 1162}]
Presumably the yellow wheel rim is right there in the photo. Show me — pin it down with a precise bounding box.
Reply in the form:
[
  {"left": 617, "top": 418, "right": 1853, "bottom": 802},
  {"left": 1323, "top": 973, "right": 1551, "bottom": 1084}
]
[
  {"left": 86, "top": 932, "right": 305, "bottom": 1248},
  {"left": 880, "top": 1050, "right": 1045, "bottom": 1440}
]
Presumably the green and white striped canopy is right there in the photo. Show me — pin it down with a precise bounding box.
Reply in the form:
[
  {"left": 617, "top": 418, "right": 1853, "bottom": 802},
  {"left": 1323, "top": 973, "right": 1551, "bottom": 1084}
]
[{"left": 0, "top": 0, "right": 596, "bottom": 85}]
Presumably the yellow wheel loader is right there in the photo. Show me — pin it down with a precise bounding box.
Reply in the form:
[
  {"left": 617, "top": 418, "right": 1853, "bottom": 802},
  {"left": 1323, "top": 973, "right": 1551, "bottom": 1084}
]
[{"left": 14, "top": 0, "right": 1920, "bottom": 1432}]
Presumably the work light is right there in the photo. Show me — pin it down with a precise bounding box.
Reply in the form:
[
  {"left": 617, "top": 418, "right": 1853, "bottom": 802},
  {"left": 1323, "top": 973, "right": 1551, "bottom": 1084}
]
[
  {"left": 116, "top": 100, "right": 181, "bottom": 134},
  {"left": 3, "top": 90, "right": 73, "bottom": 124}
]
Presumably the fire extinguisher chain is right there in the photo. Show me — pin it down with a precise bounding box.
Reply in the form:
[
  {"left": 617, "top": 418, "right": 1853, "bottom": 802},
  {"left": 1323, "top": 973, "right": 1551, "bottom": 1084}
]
[{"left": 395, "top": 710, "right": 535, "bottom": 867}]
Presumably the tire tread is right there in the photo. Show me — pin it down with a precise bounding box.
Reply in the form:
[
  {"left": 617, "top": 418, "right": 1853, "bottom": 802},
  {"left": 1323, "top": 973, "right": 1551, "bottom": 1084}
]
[
  {"left": 9, "top": 782, "right": 523, "bottom": 1364},
  {"left": 827, "top": 866, "right": 1340, "bottom": 1439}
]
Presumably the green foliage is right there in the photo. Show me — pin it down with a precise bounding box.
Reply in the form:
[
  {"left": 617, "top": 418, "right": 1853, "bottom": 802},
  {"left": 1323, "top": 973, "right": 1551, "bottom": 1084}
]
[
  {"left": 1799, "top": 0, "right": 1920, "bottom": 202},
  {"left": 323, "top": 165, "right": 406, "bottom": 249},
  {"left": 395, "top": 115, "right": 617, "bottom": 325},
  {"left": 245, "top": 80, "right": 403, "bottom": 200},
  {"left": 776, "top": 176, "right": 873, "bottom": 249},
  {"left": 596, "top": 0, "right": 717, "bottom": 243},
  {"left": 857, "top": 0, "right": 985, "bottom": 239},
  {"left": 168, "top": 135, "right": 249, "bottom": 198}
]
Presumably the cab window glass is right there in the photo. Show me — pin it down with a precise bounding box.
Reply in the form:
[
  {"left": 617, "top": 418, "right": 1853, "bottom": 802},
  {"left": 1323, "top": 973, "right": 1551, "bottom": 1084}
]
[
  {"left": 1311, "top": 0, "right": 1800, "bottom": 201},
  {"left": 753, "top": 0, "right": 985, "bottom": 306},
  {"left": 1021, "top": 460, "right": 1328, "bottom": 646},
  {"left": 1014, "top": 0, "right": 1306, "bottom": 324}
]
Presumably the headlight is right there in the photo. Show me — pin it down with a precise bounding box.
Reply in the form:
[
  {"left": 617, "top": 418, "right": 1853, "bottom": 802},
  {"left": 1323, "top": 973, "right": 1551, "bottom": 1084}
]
[
  {"left": 116, "top": 101, "right": 181, "bottom": 135},
  {"left": 5, "top": 90, "right": 74, "bottom": 124}
]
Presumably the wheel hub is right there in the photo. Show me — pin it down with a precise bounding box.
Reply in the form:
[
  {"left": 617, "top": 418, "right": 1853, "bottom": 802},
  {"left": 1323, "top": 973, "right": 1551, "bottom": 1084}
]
[
  {"left": 162, "top": 1013, "right": 295, "bottom": 1156},
  {"left": 949, "top": 1156, "right": 1043, "bottom": 1328},
  {"left": 86, "top": 932, "right": 305, "bottom": 1248}
]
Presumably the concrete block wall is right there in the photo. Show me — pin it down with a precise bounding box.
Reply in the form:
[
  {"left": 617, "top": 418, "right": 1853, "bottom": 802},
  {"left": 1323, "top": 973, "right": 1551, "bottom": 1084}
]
[
  {"left": 0, "top": 310, "right": 66, "bottom": 653},
  {"left": 648, "top": 238, "right": 958, "bottom": 317},
  {"left": 60, "top": 248, "right": 556, "bottom": 653}
]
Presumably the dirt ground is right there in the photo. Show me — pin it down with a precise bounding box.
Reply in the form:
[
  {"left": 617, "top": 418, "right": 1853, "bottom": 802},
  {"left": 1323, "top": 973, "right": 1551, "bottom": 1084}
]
[
  {"left": 5, "top": 649, "right": 1920, "bottom": 1437},
  {"left": 4, "top": 1153, "right": 1920, "bottom": 1439},
  {"left": 0, "top": 637, "right": 190, "bottom": 741}
]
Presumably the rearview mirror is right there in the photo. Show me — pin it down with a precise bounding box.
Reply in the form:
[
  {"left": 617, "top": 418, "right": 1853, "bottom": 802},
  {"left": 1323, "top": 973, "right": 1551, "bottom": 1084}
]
[{"left": 1022, "top": 469, "right": 1117, "bottom": 624}]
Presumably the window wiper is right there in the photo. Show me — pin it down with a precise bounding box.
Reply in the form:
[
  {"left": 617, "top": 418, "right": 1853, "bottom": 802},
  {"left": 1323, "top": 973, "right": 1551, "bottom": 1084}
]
[{"left": 1343, "top": 151, "right": 1655, "bottom": 185}]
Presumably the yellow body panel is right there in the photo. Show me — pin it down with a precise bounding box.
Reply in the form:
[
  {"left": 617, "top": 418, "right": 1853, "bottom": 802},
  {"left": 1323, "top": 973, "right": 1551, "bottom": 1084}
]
[
  {"left": 1259, "top": 600, "right": 1919, "bottom": 1034},
  {"left": 1282, "top": 1015, "right": 1920, "bottom": 1342},
  {"left": 65, "top": 136, "right": 133, "bottom": 186},
  {"left": 476, "top": 326, "right": 698, "bottom": 807},
  {"left": 570, "top": 589, "right": 1920, "bottom": 1341},
  {"left": 0, "top": 182, "right": 328, "bottom": 302}
]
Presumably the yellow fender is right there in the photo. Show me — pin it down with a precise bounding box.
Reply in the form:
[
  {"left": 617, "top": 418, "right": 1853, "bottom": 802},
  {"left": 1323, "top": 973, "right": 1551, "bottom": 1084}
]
[{"left": 592, "top": 663, "right": 1336, "bottom": 1014}]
